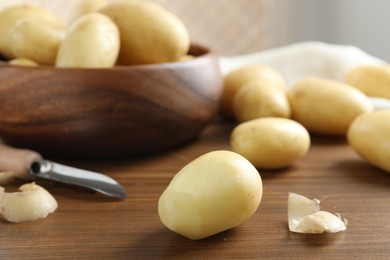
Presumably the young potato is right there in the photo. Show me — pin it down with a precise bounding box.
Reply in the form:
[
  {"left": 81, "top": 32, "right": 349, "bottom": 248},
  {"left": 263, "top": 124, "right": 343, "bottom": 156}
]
[
  {"left": 0, "top": 4, "right": 64, "bottom": 59},
  {"left": 220, "top": 65, "right": 285, "bottom": 118},
  {"left": 345, "top": 65, "right": 390, "bottom": 99},
  {"left": 158, "top": 150, "right": 262, "bottom": 240},
  {"left": 8, "top": 58, "right": 38, "bottom": 67},
  {"left": 68, "top": 0, "right": 108, "bottom": 23},
  {"left": 8, "top": 17, "right": 66, "bottom": 65},
  {"left": 231, "top": 117, "right": 310, "bottom": 169},
  {"left": 288, "top": 77, "right": 373, "bottom": 135},
  {"left": 232, "top": 78, "right": 291, "bottom": 122},
  {"left": 56, "top": 13, "right": 120, "bottom": 68},
  {"left": 348, "top": 110, "right": 390, "bottom": 173},
  {"left": 99, "top": 0, "right": 190, "bottom": 65}
]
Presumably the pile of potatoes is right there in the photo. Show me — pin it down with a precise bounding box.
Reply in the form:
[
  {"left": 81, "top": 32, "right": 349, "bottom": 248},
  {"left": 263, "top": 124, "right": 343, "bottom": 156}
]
[
  {"left": 158, "top": 63, "right": 390, "bottom": 240},
  {"left": 0, "top": 0, "right": 190, "bottom": 68},
  {"left": 221, "top": 63, "right": 390, "bottom": 173}
]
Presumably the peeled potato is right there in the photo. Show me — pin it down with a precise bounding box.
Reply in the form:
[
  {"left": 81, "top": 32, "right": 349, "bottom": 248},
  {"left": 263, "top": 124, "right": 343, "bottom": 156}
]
[
  {"left": 158, "top": 150, "right": 262, "bottom": 240},
  {"left": 56, "top": 12, "right": 120, "bottom": 68},
  {"left": 348, "top": 110, "right": 390, "bottom": 173},
  {"left": 232, "top": 78, "right": 291, "bottom": 122},
  {"left": 0, "top": 4, "right": 64, "bottom": 59},
  {"left": 288, "top": 77, "right": 373, "bottom": 135},
  {"left": 220, "top": 65, "right": 285, "bottom": 118},
  {"left": 231, "top": 117, "right": 310, "bottom": 169},
  {"left": 99, "top": 0, "right": 190, "bottom": 65},
  {"left": 345, "top": 65, "right": 390, "bottom": 99}
]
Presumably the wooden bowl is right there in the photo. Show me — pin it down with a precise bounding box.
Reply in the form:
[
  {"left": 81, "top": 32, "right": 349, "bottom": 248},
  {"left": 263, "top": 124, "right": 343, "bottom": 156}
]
[{"left": 0, "top": 44, "right": 222, "bottom": 159}]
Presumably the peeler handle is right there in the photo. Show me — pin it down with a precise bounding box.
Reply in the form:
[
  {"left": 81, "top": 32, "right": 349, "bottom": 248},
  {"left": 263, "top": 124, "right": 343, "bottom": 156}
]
[{"left": 0, "top": 143, "right": 42, "bottom": 179}]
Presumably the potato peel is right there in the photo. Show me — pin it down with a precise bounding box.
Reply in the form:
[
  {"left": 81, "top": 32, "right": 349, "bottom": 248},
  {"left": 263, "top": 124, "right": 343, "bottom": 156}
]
[
  {"left": 288, "top": 192, "right": 347, "bottom": 234},
  {"left": 0, "top": 182, "right": 58, "bottom": 223}
]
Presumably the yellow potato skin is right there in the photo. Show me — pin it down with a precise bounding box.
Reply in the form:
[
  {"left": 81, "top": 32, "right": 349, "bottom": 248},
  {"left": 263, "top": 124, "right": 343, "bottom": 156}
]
[
  {"left": 8, "top": 17, "right": 65, "bottom": 65},
  {"left": 220, "top": 65, "right": 286, "bottom": 118},
  {"left": 348, "top": 110, "right": 390, "bottom": 173},
  {"left": 8, "top": 58, "right": 38, "bottom": 67},
  {"left": 56, "top": 13, "right": 120, "bottom": 68},
  {"left": 158, "top": 150, "right": 262, "bottom": 240},
  {"left": 345, "top": 65, "right": 390, "bottom": 99},
  {"left": 231, "top": 118, "right": 310, "bottom": 169},
  {"left": 288, "top": 77, "right": 373, "bottom": 135},
  {"left": 68, "top": 0, "right": 108, "bottom": 23},
  {"left": 99, "top": 0, "right": 190, "bottom": 65},
  {"left": 232, "top": 79, "right": 291, "bottom": 122},
  {"left": 0, "top": 4, "right": 64, "bottom": 59}
]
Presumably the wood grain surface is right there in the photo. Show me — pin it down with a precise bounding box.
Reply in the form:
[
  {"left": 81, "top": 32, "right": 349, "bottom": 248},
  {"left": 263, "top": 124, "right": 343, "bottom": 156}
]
[
  {"left": 0, "top": 44, "right": 222, "bottom": 159},
  {"left": 1, "top": 120, "right": 390, "bottom": 259}
]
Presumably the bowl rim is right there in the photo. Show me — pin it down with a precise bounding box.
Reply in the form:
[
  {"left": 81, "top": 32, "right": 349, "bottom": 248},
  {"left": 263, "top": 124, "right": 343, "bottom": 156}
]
[{"left": 0, "top": 43, "right": 216, "bottom": 71}]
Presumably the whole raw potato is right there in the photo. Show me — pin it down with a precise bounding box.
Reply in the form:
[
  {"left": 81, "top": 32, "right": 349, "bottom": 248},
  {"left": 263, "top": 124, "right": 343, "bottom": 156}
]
[
  {"left": 68, "top": 0, "right": 108, "bottom": 23},
  {"left": 345, "top": 65, "right": 390, "bottom": 99},
  {"left": 99, "top": 0, "right": 190, "bottom": 65},
  {"left": 348, "top": 110, "right": 390, "bottom": 173},
  {"left": 220, "top": 65, "right": 285, "bottom": 118},
  {"left": 288, "top": 77, "right": 373, "bottom": 135},
  {"left": 9, "top": 58, "right": 38, "bottom": 67},
  {"left": 231, "top": 117, "right": 310, "bottom": 169},
  {"left": 0, "top": 4, "right": 64, "bottom": 59},
  {"left": 8, "top": 16, "right": 66, "bottom": 65},
  {"left": 232, "top": 78, "right": 291, "bottom": 122},
  {"left": 158, "top": 150, "right": 262, "bottom": 240},
  {"left": 56, "top": 13, "right": 120, "bottom": 68}
]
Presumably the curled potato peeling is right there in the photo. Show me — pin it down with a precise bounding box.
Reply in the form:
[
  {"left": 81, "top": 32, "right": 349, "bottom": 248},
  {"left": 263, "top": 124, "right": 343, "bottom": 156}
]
[
  {"left": 0, "top": 182, "right": 58, "bottom": 223},
  {"left": 288, "top": 192, "right": 347, "bottom": 234}
]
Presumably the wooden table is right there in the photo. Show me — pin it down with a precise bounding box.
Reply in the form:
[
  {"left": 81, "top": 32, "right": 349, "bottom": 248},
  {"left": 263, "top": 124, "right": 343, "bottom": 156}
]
[{"left": 1, "top": 120, "right": 390, "bottom": 259}]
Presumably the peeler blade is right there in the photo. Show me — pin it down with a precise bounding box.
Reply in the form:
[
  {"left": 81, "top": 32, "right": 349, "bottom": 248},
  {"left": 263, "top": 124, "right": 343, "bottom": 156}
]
[{"left": 30, "top": 160, "right": 127, "bottom": 198}]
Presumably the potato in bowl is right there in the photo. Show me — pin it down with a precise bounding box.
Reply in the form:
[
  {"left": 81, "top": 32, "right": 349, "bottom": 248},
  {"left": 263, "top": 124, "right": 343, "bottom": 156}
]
[{"left": 0, "top": 44, "right": 222, "bottom": 159}]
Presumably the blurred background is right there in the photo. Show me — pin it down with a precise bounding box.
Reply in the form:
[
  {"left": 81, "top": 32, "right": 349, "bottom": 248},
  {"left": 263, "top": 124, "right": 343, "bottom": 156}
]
[{"left": 0, "top": 0, "right": 389, "bottom": 61}]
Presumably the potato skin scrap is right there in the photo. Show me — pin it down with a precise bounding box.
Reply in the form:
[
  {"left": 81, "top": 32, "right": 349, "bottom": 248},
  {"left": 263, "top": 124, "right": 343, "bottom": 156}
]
[{"left": 0, "top": 182, "right": 58, "bottom": 223}]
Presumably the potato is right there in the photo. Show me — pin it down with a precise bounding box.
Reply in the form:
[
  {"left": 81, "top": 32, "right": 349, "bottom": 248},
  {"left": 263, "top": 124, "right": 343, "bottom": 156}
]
[
  {"left": 68, "top": 0, "right": 108, "bottom": 23},
  {"left": 56, "top": 13, "right": 119, "bottom": 68},
  {"left": 231, "top": 118, "right": 310, "bottom": 169},
  {"left": 288, "top": 77, "right": 373, "bottom": 135},
  {"left": 8, "top": 58, "right": 38, "bottom": 67},
  {"left": 0, "top": 4, "right": 64, "bottom": 59},
  {"left": 348, "top": 110, "right": 390, "bottom": 173},
  {"left": 232, "top": 78, "right": 291, "bottom": 122},
  {"left": 99, "top": 0, "right": 190, "bottom": 65},
  {"left": 8, "top": 17, "right": 66, "bottom": 65},
  {"left": 345, "top": 65, "right": 390, "bottom": 99},
  {"left": 158, "top": 150, "right": 262, "bottom": 240},
  {"left": 220, "top": 65, "right": 285, "bottom": 118}
]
